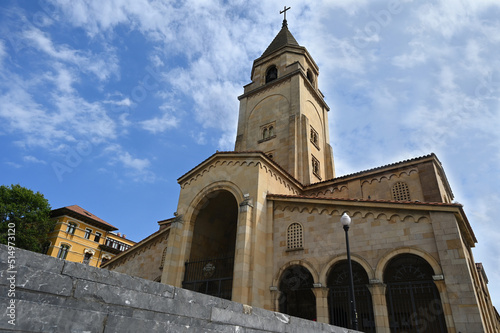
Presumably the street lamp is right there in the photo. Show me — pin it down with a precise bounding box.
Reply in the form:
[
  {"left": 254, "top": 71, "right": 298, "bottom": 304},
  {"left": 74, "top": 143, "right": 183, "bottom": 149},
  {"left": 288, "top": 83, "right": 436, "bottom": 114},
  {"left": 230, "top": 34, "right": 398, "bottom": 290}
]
[{"left": 341, "top": 212, "right": 359, "bottom": 331}]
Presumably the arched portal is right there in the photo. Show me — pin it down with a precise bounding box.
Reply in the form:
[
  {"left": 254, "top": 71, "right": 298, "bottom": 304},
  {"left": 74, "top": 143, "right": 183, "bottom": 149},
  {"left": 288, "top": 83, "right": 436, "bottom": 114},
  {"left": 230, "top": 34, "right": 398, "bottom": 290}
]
[
  {"left": 182, "top": 190, "right": 238, "bottom": 300},
  {"left": 327, "top": 261, "right": 375, "bottom": 332},
  {"left": 278, "top": 265, "right": 316, "bottom": 321},
  {"left": 384, "top": 254, "right": 447, "bottom": 333}
]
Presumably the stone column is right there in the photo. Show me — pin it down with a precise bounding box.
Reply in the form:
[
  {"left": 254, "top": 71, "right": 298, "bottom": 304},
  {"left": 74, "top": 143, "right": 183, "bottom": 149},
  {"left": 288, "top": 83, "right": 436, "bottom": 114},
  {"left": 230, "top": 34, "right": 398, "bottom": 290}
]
[
  {"left": 231, "top": 197, "right": 254, "bottom": 305},
  {"left": 312, "top": 285, "right": 330, "bottom": 324},
  {"left": 368, "top": 281, "right": 391, "bottom": 333}
]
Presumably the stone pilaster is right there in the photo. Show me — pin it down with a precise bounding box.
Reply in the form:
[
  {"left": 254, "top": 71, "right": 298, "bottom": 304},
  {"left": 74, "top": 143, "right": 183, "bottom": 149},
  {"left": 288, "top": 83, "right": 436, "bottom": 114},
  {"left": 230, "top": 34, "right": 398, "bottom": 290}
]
[
  {"left": 312, "top": 285, "right": 330, "bottom": 324},
  {"left": 368, "top": 281, "right": 390, "bottom": 333},
  {"left": 434, "top": 279, "right": 456, "bottom": 333},
  {"left": 232, "top": 197, "right": 254, "bottom": 305}
]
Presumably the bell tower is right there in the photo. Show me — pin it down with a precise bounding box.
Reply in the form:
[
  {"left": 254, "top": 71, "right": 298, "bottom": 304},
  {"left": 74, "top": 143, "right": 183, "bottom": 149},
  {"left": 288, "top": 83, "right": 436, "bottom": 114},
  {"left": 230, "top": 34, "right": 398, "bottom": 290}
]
[{"left": 235, "top": 17, "right": 335, "bottom": 185}]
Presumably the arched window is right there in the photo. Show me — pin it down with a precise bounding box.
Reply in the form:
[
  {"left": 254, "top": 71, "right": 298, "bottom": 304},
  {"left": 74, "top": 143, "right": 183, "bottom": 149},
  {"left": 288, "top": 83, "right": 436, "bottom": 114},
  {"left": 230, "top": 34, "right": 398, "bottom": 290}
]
[
  {"left": 307, "top": 69, "right": 314, "bottom": 84},
  {"left": 57, "top": 244, "right": 70, "bottom": 259},
  {"left": 279, "top": 265, "right": 316, "bottom": 321},
  {"left": 384, "top": 254, "right": 447, "bottom": 332},
  {"left": 287, "top": 223, "right": 303, "bottom": 250},
  {"left": 82, "top": 252, "right": 92, "bottom": 265},
  {"left": 66, "top": 222, "right": 77, "bottom": 235},
  {"left": 392, "top": 182, "right": 411, "bottom": 201},
  {"left": 327, "top": 261, "right": 375, "bottom": 332},
  {"left": 259, "top": 122, "right": 276, "bottom": 142},
  {"left": 265, "top": 65, "right": 278, "bottom": 83}
]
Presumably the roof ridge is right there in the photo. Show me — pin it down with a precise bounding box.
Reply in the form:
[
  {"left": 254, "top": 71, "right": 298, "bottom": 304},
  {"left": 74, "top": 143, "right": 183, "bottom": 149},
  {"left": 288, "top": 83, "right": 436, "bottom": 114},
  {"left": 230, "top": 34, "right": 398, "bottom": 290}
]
[
  {"left": 307, "top": 153, "right": 438, "bottom": 187},
  {"left": 267, "top": 193, "right": 462, "bottom": 207}
]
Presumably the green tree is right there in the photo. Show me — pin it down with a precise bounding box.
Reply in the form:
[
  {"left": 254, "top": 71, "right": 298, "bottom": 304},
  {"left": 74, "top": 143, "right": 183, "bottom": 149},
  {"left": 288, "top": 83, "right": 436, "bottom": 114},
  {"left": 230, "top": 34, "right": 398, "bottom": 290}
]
[{"left": 0, "top": 184, "right": 54, "bottom": 253}]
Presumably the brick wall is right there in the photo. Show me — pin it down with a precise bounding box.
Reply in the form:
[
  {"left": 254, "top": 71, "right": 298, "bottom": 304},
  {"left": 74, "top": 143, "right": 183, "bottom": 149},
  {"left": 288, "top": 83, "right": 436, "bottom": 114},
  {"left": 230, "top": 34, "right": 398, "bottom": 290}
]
[{"left": 0, "top": 244, "right": 359, "bottom": 332}]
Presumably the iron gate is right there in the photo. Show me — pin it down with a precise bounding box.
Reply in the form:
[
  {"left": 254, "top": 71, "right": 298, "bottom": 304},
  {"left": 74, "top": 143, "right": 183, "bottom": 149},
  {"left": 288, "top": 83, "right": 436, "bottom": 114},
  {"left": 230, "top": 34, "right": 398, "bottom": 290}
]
[
  {"left": 182, "top": 256, "right": 234, "bottom": 300},
  {"left": 329, "top": 285, "right": 376, "bottom": 332},
  {"left": 386, "top": 281, "right": 447, "bottom": 333}
]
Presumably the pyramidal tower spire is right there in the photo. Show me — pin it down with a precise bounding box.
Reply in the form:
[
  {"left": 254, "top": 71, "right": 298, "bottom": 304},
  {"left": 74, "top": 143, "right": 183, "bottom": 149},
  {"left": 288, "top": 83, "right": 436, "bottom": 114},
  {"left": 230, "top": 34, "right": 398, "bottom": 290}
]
[{"left": 235, "top": 9, "right": 335, "bottom": 185}]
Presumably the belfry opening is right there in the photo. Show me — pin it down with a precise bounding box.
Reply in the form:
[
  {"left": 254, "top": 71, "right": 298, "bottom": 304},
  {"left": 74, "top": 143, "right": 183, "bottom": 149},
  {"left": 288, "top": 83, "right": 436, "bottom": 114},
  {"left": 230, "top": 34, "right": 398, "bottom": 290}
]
[{"left": 182, "top": 190, "right": 238, "bottom": 300}]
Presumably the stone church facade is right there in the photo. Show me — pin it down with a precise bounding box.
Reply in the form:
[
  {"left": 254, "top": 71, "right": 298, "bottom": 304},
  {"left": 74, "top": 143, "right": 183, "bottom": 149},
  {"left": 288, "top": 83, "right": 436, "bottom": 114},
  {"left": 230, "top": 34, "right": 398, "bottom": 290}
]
[{"left": 103, "top": 19, "right": 499, "bottom": 333}]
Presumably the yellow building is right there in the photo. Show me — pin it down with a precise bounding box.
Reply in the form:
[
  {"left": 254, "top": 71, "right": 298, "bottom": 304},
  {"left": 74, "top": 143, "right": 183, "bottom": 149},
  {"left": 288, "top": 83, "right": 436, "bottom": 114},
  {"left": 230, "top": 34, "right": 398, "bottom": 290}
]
[{"left": 44, "top": 205, "right": 135, "bottom": 267}]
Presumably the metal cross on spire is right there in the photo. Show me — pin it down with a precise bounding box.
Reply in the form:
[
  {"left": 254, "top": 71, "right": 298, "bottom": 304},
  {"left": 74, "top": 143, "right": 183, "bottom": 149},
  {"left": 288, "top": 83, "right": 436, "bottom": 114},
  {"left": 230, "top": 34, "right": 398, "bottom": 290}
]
[{"left": 280, "top": 6, "right": 291, "bottom": 27}]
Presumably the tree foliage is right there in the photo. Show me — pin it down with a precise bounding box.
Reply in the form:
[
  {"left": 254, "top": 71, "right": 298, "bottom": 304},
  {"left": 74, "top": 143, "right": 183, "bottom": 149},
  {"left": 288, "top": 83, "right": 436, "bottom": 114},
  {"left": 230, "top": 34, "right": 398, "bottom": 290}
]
[{"left": 0, "top": 184, "right": 54, "bottom": 253}]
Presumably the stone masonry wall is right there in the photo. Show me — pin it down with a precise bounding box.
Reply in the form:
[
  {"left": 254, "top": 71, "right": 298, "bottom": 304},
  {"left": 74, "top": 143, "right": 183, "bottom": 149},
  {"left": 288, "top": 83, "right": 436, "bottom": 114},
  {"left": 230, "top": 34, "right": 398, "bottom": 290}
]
[{"left": 0, "top": 244, "right": 359, "bottom": 332}]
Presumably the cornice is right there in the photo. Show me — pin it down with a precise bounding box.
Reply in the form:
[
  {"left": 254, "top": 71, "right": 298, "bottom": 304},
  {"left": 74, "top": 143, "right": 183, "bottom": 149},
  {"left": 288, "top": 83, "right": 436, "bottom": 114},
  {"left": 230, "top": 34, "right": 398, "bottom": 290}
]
[
  {"left": 267, "top": 193, "right": 463, "bottom": 212},
  {"left": 273, "top": 201, "right": 432, "bottom": 224},
  {"left": 178, "top": 151, "right": 302, "bottom": 195},
  {"left": 306, "top": 154, "right": 439, "bottom": 191}
]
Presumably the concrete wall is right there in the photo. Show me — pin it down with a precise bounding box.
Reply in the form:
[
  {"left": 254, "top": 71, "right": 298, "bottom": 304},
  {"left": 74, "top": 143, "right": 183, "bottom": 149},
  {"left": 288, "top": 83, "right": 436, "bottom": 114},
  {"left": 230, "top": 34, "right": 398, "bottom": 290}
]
[{"left": 0, "top": 244, "right": 359, "bottom": 332}]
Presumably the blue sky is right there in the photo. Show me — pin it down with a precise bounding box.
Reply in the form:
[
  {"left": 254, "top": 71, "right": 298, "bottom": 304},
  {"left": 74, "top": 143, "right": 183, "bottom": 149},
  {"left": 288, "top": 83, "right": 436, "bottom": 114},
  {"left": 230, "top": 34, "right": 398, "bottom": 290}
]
[{"left": 1, "top": 0, "right": 500, "bottom": 308}]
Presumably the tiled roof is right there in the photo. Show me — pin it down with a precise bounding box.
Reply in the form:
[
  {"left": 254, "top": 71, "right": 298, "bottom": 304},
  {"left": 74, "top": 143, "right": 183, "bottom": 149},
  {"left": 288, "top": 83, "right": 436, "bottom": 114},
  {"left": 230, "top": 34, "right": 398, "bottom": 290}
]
[
  {"left": 261, "top": 20, "right": 300, "bottom": 58},
  {"left": 50, "top": 205, "right": 118, "bottom": 231},
  {"left": 267, "top": 193, "right": 462, "bottom": 208},
  {"left": 307, "top": 153, "right": 439, "bottom": 187}
]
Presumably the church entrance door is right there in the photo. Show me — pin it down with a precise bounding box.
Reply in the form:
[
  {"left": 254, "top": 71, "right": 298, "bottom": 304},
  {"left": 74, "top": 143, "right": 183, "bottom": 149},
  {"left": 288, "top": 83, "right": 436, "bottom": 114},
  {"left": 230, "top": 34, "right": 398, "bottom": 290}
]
[{"left": 182, "top": 190, "right": 238, "bottom": 300}]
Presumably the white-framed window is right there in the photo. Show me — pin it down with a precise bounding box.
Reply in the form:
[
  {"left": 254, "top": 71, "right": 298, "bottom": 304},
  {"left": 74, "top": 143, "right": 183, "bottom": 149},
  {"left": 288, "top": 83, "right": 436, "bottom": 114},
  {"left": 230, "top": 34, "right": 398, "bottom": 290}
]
[
  {"left": 84, "top": 228, "right": 92, "bottom": 239},
  {"left": 94, "top": 231, "right": 102, "bottom": 243},
  {"left": 57, "top": 244, "right": 70, "bottom": 259},
  {"left": 66, "top": 222, "right": 77, "bottom": 235},
  {"left": 82, "top": 252, "right": 92, "bottom": 265}
]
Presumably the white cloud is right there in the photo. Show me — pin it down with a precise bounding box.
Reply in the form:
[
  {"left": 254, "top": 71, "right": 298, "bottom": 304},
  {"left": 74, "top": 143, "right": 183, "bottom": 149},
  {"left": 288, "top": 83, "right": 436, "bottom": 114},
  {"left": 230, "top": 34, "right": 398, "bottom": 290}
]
[
  {"left": 23, "top": 28, "right": 119, "bottom": 82},
  {"left": 140, "top": 113, "right": 179, "bottom": 134},
  {"left": 104, "top": 97, "right": 133, "bottom": 107},
  {"left": 0, "top": 39, "right": 6, "bottom": 64},
  {"left": 103, "top": 144, "right": 154, "bottom": 182},
  {"left": 23, "top": 155, "right": 47, "bottom": 164},
  {"left": 118, "top": 150, "right": 150, "bottom": 171}
]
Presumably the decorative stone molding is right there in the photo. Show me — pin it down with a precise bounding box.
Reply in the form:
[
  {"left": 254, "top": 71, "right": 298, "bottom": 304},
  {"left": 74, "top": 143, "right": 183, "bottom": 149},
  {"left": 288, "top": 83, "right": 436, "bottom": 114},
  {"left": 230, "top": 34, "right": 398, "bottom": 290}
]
[
  {"left": 273, "top": 203, "right": 430, "bottom": 224},
  {"left": 181, "top": 158, "right": 300, "bottom": 195},
  {"left": 84, "top": 248, "right": 96, "bottom": 255},
  {"left": 239, "top": 196, "right": 254, "bottom": 212},
  {"left": 360, "top": 169, "right": 418, "bottom": 186}
]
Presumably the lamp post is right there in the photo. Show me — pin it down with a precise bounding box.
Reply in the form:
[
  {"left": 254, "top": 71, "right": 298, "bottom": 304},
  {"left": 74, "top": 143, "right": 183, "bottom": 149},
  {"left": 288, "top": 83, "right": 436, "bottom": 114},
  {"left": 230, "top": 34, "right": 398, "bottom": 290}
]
[{"left": 340, "top": 212, "right": 358, "bottom": 331}]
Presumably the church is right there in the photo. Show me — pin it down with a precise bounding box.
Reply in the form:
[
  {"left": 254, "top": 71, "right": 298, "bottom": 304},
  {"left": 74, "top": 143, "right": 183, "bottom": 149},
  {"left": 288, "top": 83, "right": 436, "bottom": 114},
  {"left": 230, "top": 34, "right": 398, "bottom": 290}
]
[{"left": 103, "top": 16, "right": 499, "bottom": 333}]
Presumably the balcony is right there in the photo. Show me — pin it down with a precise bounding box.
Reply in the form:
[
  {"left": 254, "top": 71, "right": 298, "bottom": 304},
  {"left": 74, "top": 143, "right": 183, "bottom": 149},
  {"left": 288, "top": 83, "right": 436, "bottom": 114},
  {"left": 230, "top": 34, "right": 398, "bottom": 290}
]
[{"left": 99, "top": 237, "right": 132, "bottom": 254}]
